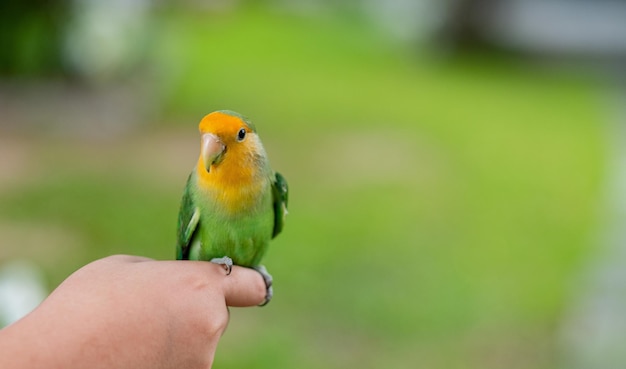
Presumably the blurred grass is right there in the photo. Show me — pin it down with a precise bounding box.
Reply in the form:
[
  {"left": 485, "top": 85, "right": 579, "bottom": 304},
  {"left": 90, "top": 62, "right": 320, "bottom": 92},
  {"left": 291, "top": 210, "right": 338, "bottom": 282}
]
[{"left": 0, "top": 8, "right": 606, "bottom": 369}]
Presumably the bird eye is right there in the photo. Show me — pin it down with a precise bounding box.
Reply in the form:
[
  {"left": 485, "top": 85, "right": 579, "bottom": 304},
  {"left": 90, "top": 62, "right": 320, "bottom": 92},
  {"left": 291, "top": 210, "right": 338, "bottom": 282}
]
[{"left": 237, "top": 128, "right": 246, "bottom": 142}]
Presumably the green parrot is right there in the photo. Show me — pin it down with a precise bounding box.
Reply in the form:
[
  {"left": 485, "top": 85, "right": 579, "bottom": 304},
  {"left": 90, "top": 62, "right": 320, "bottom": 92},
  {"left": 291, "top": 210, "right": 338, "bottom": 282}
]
[{"left": 176, "top": 110, "right": 288, "bottom": 305}]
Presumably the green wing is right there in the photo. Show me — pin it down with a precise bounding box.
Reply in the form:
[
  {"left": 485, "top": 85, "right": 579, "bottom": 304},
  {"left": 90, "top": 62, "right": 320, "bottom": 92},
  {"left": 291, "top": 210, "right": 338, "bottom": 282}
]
[
  {"left": 177, "top": 173, "right": 200, "bottom": 260},
  {"left": 271, "top": 171, "right": 289, "bottom": 239}
]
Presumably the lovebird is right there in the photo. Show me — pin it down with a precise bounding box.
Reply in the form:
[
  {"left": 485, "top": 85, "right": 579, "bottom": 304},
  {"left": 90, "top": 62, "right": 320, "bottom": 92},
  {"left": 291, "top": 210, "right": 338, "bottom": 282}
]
[{"left": 176, "top": 110, "right": 288, "bottom": 305}]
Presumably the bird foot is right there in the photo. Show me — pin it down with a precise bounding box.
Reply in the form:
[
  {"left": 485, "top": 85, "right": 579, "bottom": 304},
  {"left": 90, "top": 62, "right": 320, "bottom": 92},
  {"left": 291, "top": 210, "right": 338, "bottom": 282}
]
[
  {"left": 210, "top": 256, "right": 233, "bottom": 275},
  {"left": 252, "top": 265, "right": 273, "bottom": 307}
]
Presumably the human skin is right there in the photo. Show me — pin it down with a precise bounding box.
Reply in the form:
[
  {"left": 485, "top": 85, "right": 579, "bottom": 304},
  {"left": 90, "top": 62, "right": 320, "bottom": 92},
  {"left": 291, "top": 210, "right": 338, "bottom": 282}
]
[{"left": 0, "top": 255, "right": 267, "bottom": 369}]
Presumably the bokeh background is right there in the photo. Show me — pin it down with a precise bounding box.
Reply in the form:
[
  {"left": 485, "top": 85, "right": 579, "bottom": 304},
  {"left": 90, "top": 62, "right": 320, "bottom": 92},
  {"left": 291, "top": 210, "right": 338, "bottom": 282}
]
[{"left": 1, "top": 0, "right": 626, "bottom": 368}]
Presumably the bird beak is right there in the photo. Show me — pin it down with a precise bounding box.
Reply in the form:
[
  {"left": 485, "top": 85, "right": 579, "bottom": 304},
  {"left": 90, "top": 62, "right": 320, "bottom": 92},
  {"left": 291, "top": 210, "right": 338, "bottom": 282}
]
[{"left": 201, "top": 133, "right": 225, "bottom": 173}]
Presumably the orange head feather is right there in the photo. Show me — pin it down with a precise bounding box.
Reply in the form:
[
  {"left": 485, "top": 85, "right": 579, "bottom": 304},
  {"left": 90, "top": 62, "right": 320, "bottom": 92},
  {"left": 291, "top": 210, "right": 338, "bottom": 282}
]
[
  {"left": 198, "top": 110, "right": 256, "bottom": 137},
  {"left": 195, "top": 111, "right": 268, "bottom": 210}
]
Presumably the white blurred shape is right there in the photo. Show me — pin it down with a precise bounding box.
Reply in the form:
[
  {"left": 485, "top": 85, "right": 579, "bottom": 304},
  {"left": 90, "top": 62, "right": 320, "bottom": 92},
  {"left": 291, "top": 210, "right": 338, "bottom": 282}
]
[
  {"left": 560, "top": 87, "right": 626, "bottom": 368},
  {"left": 364, "top": 0, "right": 447, "bottom": 42},
  {"left": 0, "top": 260, "right": 48, "bottom": 328},
  {"left": 64, "top": 0, "right": 151, "bottom": 82},
  {"left": 489, "top": 0, "right": 626, "bottom": 57}
]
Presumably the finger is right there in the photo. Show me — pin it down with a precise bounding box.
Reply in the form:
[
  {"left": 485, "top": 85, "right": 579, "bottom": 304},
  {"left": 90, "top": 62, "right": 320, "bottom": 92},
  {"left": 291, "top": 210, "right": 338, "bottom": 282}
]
[
  {"left": 222, "top": 266, "right": 267, "bottom": 307},
  {"left": 101, "top": 255, "right": 154, "bottom": 264}
]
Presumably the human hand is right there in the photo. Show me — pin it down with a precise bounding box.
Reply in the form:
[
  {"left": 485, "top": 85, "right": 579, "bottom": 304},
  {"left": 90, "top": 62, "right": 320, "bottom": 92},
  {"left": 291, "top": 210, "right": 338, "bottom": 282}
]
[{"left": 0, "top": 255, "right": 267, "bottom": 369}]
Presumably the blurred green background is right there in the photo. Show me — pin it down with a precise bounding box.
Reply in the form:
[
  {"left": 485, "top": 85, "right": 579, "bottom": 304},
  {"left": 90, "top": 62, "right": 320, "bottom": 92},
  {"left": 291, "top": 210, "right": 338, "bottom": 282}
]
[{"left": 0, "top": 1, "right": 615, "bottom": 368}]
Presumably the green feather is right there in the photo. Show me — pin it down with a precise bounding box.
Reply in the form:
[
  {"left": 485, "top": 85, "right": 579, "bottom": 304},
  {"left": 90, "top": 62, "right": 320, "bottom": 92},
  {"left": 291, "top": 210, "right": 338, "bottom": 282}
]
[
  {"left": 176, "top": 173, "right": 199, "bottom": 260},
  {"left": 271, "top": 171, "right": 288, "bottom": 238}
]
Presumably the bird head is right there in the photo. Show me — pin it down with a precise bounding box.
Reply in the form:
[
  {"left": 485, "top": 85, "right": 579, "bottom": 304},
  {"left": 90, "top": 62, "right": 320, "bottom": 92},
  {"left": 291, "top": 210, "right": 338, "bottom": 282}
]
[{"left": 197, "top": 110, "right": 261, "bottom": 174}]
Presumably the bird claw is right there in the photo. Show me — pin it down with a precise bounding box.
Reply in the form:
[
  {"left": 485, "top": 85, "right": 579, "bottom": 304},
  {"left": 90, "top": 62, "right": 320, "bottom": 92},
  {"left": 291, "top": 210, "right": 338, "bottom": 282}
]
[
  {"left": 252, "top": 265, "right": 273, "bottom": 307},
  {"left": 210, "top": 256, "right": 233, "bottom": 275}
]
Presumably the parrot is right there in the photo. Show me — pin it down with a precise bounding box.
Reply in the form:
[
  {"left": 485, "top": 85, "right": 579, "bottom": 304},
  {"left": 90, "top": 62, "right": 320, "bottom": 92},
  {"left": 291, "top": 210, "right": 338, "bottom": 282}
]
[{"left": 176, "top": 110, "right": 288, "bottom": 306}]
